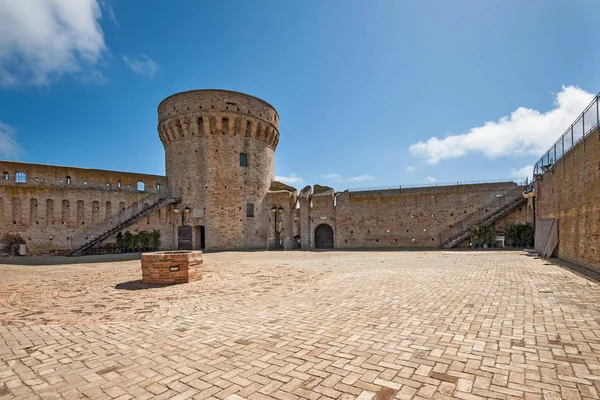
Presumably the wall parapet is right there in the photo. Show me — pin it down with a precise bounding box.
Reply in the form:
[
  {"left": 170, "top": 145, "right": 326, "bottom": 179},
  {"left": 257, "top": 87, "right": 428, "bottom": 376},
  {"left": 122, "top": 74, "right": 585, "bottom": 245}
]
[
  {"left": 534, "top": 92, "right": 600, "bottom": 178},
  {"left": 0, "top": 161, "right": 166, "bottom": 194},
  {"left": 347, "top": 180, "right": 524, "bottom": 197}
]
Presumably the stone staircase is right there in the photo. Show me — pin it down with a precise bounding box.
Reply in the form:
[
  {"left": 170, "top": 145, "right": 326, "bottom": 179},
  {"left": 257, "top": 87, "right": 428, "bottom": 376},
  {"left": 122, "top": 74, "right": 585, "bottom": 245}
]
[
  {"left": 440, "top": 194, "right": 528, "bottom": 249},
  {"left": 66, "top": 197, "right": 178, "bottom": 257}
]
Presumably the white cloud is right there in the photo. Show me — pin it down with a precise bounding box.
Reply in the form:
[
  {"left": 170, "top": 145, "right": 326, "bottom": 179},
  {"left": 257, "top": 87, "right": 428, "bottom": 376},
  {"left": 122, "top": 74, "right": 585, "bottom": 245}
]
[
  {"left": 0, "top": 0, "right": 107, "bottom": 87},
  {"left": 349, "top": 174, "right": 376, "bottom": 182},
  {"left": 99, "top": 0, "right": 118, "bottom": 26},
  {"left": 426, "top": 176, "right": 437, "bottom": 183},
  {"left": 405, "top": 166, "right": 418, "bottom": 173},
  {"left": 322, "top": 173, "right": 343, "bottom": 181},
  {"left": 0, "top": 122, "right": 24, "bottom": 158},
  {"left": 275, "top": 173, "right": 304, "bottom": 185},
  {"left": 409, "top": 86, "right": 595, "bottom": 164},
  {"left": 77, "top": 69, "right": 109, "bottom": 85},
  {"left": 511, "top": 165, "right": 533, "bottom": 180},
  {"left": 122, "top": 55, "right": 159, "bottom": 77}
]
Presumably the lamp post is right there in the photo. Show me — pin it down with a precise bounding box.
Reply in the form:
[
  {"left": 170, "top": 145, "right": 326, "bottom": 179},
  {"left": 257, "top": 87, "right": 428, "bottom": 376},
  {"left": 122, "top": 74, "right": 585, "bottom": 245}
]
[
  {"left": 173, "top": 205, "right": 192, "bottom": 226},
  {"left": 271, "top": 206, "right": 284, "bottom": 249}
]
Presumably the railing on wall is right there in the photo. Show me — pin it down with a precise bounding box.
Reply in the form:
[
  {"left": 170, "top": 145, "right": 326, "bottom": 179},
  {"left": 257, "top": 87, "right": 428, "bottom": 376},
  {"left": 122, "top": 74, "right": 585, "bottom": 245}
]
[
  {"left": 0, "top": 176, "right": 167, "bottom": 195},
  {"left": 437, "top": 186, "right": 526, "bottom": 245},
  {"left": 69, "top": 189, "right": 168, "bottom": 249},
  {"left": 534, "top": 92, "right": 600, "bottom": 177},
  {"left": 348, "top": 179, "right": 526, "bottom": 193}
]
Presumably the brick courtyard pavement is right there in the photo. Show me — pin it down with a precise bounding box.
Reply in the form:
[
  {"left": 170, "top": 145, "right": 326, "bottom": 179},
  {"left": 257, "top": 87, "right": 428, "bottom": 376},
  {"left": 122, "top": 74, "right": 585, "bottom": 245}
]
[{"left": 1, "top": 251, "right": 600, "bottom": 399}]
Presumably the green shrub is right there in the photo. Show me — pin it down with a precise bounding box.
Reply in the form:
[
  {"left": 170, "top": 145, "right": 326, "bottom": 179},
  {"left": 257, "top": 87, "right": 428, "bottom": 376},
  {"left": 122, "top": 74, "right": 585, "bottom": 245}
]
[
  {"left": 505, "top": 223, "right": 534, "bottom": 247},
  {"left": 0, "top": 233, "right": 25, "bottom": 256},
  {"left": 150, "top": 229, "right": 161, "bottom": 249},
  {"left": 123, "top": 231, "right": 134, "bottom": 250},
  {"left": 139, "top": 231, "right": 151, "bottom": 249},
  {"left": 520, "top": 223, "right": 534, "bottom": 247},
  {"left": 480, "top": 224, "right": 496, "bottom": 245},
  {"left": 469, "top": 225, "right": 481, "bottom": 245}
]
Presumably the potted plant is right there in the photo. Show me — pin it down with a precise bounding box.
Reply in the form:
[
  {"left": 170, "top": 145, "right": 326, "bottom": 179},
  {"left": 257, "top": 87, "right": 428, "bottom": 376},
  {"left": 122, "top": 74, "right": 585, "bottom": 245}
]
[
  {"left": 0, "top": 233, "right": 26, "bottom": 256},
  {"left": 123, "top": 231, "right": 134, "bottom": 252},
  {"left": 515, "top": 224, "right": 524, "bottom": 248},
  {"left": 505, "top": 224, "right": 517, "bottom": 248},
  {"left": 520, "top": 223, "right": 534, "bottom": 248},
  {"left": 150, "top": 229, "right": 161, "bottom": 251},
  {"left": 139, "top": 231, "right": 151, "bottom": 251},
  {"left": 480, "top": 224, "right": 491, "bottom": 249},
  {"left": 469, "top": 225, "right": 481, "bottom": 248},
  {"left": 116, "top": 232, "right": 124, "bottom": 253}
]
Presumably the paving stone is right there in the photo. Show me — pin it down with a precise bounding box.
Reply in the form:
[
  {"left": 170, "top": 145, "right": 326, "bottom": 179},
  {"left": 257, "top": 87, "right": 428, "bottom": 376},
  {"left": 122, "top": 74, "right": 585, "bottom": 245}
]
[{"left": 1, "top": 251, "right": 600, "bottom": 399}]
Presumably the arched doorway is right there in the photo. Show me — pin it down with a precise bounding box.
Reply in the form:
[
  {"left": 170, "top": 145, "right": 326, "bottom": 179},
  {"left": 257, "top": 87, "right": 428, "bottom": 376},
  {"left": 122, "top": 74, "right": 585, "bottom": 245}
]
[
  {"left": 314, "top": 224, "right": 334, "bottom": 249},
  {"left": 193, "top": 225, "right": 205, "bottom": 250},
  {"left": 178, "top": 225, "right": 193, "bottom": 250}
]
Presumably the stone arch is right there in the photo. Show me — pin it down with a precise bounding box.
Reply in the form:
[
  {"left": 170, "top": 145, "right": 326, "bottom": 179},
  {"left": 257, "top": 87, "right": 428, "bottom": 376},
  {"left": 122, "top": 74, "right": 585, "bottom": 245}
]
[{"left": 314, "top": 223, "right": 334, "bottom": 249}]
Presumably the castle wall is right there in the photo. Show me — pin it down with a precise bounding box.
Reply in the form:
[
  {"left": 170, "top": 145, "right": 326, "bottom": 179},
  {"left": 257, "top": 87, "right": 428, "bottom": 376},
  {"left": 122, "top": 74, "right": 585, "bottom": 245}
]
[
  {"left": 535, "top": 127, "right": 600, "bottom": 272},
  {"left": 265, "top": 190, "right": 298, "bottom": 249},
  {"left": 159, "top": 90, "right": 279, "bottom": 251},
  {"left": 0, "top": 89, "right": 535, "bottom": 257},
  {"left": 302, "top": 182, "right": 528, "bottom": 249},
  {"left": 0, "top": 161, "right": 173, "bottom": 255}
]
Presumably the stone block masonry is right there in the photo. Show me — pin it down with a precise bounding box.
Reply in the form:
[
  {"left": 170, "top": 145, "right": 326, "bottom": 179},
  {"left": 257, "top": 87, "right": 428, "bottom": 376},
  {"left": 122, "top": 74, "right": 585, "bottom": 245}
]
[{"left": 141, "top": 250, "right": 203, "bottom": 284}]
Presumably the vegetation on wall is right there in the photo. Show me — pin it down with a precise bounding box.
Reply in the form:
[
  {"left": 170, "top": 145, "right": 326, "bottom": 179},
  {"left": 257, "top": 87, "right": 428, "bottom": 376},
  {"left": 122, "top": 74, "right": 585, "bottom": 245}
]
[
  {"left": 505, "top": 223, "right": 534, "bottom": 247},
  {"left": 116, "top": 230, "right": 161, "bottom": 252},
  {"left": 0, "top": 233, "right": 26, "bottom": 256},
  {"left": 469, "top": 224, "right": 496, "bottom": 248}
]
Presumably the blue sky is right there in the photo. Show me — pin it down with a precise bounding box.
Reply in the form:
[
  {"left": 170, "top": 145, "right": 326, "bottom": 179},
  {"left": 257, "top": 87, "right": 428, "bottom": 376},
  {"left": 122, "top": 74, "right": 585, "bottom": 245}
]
[{"left": 0, "top": 1, "right": 599, "bottom": 190}]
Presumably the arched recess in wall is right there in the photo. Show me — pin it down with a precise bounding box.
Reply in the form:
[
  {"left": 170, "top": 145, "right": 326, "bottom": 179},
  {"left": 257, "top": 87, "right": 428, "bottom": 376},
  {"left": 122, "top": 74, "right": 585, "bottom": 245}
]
[
  {"left": 62, "top": 200, "right": 70, "bottom": 225},
  {"left": 12, "top": 198, "right": 21, "bottom": 225},
  {"left": 77, "top": 200, "right": 85, "bottom": 225},
  {"left": 46, "top": 199, "right": 54, "bottom": 225},
  {"left": 30, "top": 198, "right": 37, "bottom": 224},
  {"left": 119, "top": 202, "right": 126, "bottom": 222},
  {"left": 106, "top": 201, "right": 112, "bottom": 224},
  {"left": 92, "top": 201, "right": 99, "bottom": 224},
  {"left": 314, "top": 223, "right": 334, "bottom": 249}
]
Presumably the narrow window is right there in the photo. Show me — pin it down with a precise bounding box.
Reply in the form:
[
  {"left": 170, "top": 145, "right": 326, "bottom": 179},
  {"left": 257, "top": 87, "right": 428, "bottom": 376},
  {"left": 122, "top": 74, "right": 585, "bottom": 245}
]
[
  {"left": 137, "top": 181, "right": 145, "bottom": 191},
  {"left": 66, "top": 176, "right": 71, "bottom": 185},
  {"left": 246, "top": 203, "right": 254, "bottom": 217},
  {"left": 117, "top": 180, "right": 121, "bottom": 188},
  {"left": 15, "top": 172, "right": 26, "bottom": 183},
  {"left": 240, "top": 153, "right": 248, "bottom": 167},
  {"left": 157, "top": 183, "right": 161, "bottom": 190},
  {"left": 2, "top": 171, "right": 8, "bottom": 180}
]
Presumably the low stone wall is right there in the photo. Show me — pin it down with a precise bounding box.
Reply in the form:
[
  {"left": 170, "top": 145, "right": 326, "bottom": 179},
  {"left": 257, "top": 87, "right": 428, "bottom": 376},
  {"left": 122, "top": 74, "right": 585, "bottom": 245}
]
[{"left": 141, "top": 250, "right": 203, "bottom": 284}]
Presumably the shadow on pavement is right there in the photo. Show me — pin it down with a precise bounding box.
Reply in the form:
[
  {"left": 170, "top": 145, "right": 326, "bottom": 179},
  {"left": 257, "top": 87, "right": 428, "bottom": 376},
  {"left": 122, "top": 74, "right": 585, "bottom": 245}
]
[
  {"left": 115, "top": 280, "right": 175, "bottom": 290},
  {"left": 0, "top": 253, "right": 143, "bottom": 266}
]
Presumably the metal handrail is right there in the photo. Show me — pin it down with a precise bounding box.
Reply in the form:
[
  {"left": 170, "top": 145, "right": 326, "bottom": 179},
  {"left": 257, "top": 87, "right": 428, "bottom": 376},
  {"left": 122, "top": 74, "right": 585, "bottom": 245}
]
[
  {"left": 534, "top": 92, "right": 600, "bottom": 177},
  {"left": 348, "top": 178, "right": 526, "bottom": 193},
  {"left": 69, "top": 189, "right": 168, "bottom": 249},
  {"left": 437, "top": 186, "right": 525, "bottom": 246}
]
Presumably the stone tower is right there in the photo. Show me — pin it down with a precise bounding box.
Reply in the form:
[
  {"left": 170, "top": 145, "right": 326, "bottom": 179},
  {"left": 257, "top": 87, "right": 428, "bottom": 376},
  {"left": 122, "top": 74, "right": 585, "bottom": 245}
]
[{"left": 158, "top": 89, "right": 279, "bottom": 251}]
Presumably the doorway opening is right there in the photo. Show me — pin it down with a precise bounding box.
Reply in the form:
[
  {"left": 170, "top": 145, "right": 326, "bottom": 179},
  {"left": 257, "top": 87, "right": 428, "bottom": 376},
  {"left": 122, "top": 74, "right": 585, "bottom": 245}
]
[{"left": 193, "top": 225, "right": 206, "bottom": 250}]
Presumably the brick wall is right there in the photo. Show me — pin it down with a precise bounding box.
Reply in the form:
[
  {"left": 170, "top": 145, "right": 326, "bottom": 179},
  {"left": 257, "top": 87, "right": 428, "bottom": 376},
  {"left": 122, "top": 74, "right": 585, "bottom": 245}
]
[
  {"left": 296, "top": 182, "right": 529, "bottom": 249},
  {"left": 0, "top": 162, "right": 173, "bottom": 255},
  {"left": 141, "top": 251, "right": 203, "bottom": 284},
  {"left": 159, "top": 90, "right": 279, "bottom": 251},
  {"left": 535, "top": 128, "right": 600, "bottom": 271}
]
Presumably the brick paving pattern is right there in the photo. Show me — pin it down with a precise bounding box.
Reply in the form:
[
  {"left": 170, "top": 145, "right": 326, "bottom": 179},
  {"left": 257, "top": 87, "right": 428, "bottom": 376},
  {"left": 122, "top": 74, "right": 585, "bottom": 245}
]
[{"left": 1, "top": 251, "right": 600, "bottom": 399}]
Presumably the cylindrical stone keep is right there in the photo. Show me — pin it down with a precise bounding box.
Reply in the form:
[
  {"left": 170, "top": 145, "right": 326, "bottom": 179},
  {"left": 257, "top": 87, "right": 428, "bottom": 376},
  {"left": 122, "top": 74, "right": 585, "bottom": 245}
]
[{"left": 158, "top": 89, "right": 279, "bottom": 250}]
